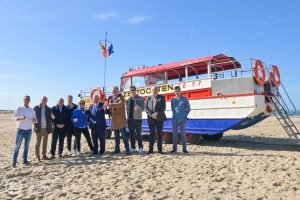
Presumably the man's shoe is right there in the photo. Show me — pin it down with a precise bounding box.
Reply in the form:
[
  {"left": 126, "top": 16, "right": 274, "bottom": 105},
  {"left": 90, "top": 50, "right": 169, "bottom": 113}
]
[
  {"left": 170, "top": 149, "right": 177, "bottom": 154},
  {"left": 76, "top": 151, "right": 81, "bottom": 156},
  {"left": 99, "top": 151, "right": 105, "bottom": 156},
  {"left": 42, "top": 156, "right": 50, "bottom": 160},
  {"left": 23, "top": 161, "right": 31, "bottom": 165},
  {"left": 58, "top": 153, "right": 62, "bottom": 158},
  {"left": 130, "top": 148, "right": 135, "bottom": 153},
  {"left": 11, "top": 162, "right": 16, "bottom": 168},
  {"left": 138, "top": 148, "right": 143, "bottom": 154},
  {"left": 36, "top": 157, "right": 41, "bottom": 162},
  {"left": 147, "top": 150, "right": 154, "bottom": 154},
  {"left": 158, "top": 150, "right": 164, "bottom": 154},
  {"left": 67, "top": 150, "right": 72, "bottom": 155},
  {"left": 112, "top": 150, "right": 121, "bottom": 154},
  {"left": 183, "top": 149, "right": 189, "bottom": 153},
  {"left": 50, "top": 155, "right": 55, "bottom": 159},
  {"left": 125, "top": 150, "right": 131, "bottom": 155}
]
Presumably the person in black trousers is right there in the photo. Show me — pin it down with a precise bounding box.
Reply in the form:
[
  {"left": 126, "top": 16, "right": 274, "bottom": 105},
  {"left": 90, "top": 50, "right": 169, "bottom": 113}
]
[
  {"left": 50, "top": 98, "right": 69, "bottom": 158},
  {"left": 66, "top": 95, "right": 78, "bottom": 155},
  {"left": 71, "top": 100, "right": 93, "bottom": 156},
  {"left": 87, "top": 95, "right": 110, "bottom": 155},
  {"left": 125, "top": 86, "right": 144, "bottom": 154},
  {"left": 144, "top": 86, "right": 167, "bottom": 154}
]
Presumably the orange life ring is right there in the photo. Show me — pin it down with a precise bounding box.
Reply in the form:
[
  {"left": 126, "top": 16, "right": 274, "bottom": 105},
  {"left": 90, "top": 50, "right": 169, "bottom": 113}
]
[
  {"left": 90, "top": 87, "right": 104, "bottom": 101},
  {"left": 254, "top": 60, "right": 266, "bottom": 86},
  {"left": 270, "top": 65, "right": 280, "bottom": 87}
]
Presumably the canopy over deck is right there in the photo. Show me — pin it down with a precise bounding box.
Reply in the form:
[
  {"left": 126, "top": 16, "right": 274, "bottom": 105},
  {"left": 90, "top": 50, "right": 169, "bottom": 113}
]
[{"left": 121, "top": 54, "right": 241, "bottom": 78}]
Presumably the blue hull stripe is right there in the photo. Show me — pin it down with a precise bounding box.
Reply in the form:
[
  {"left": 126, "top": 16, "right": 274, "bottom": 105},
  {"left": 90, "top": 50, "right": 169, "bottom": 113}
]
[
  {"left": 107, "top": 118, "right": 246, "bottom": 135},
  {"left": 106, "top": 113, "right": 268, "bottom": 135}
]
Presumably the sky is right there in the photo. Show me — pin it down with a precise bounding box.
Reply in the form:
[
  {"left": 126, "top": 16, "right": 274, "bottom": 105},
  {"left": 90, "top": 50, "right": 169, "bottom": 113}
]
[{"left": 0, "top": 0, "right": 300, "bottom": 110}]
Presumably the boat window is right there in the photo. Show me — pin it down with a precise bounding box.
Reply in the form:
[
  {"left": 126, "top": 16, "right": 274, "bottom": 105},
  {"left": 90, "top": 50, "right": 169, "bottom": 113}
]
[
  {"left": 132, "top": 76, "right": 146, "bottom": 88},
  {"left": 167, "top": 69, "right": 182, "bottom": 84},
  {"left": 185, "top": 65, "right": 198, "bottom": 81},
  {"left": 121, "top": 77, "right": 131, "bottom": 90},
  {"left": 146, "top": 72, "right": 165, "bottom": 86}
]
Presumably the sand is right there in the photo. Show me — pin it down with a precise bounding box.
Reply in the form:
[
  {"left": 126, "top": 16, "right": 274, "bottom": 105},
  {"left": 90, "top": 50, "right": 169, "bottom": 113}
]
[{"left": 1, "top": 113, "right": 300, "bottom": 200}]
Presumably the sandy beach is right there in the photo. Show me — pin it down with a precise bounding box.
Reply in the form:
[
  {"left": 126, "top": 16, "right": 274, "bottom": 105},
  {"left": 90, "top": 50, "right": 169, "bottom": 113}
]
[{"left": 1, "top": 112, "right": 300, "bottom": 200}]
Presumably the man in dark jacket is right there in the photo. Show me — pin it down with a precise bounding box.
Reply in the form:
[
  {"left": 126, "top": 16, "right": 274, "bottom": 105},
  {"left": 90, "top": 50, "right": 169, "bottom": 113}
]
[
  {"left": 34, "top": 96, "right": 52, "bottom": 161},
  {"left": 145, "top": 86, "right": 167, "bottom": 154},
  {"left": 66, "top": 95, "right": 78, "bottom": 155},
  {"left": 50, "top": 98, "right": 69, "bottom": 158},
  {"left": 87, "top": 95, "right": 110, "bottom": 155}
]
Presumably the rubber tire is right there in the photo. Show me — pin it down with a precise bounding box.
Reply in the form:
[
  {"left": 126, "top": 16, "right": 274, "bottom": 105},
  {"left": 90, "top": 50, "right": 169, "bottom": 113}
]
[
  {"left": 105, "top": 129, "right": 112, "bottom": 139},
  {"left": 189, "top": 134, "right": 201, "bottom": 144},
  {"left": 202, "top": 133, "right": 224, "bottom": 141},
  {"left": 165, "top": 132, "right": 173, "bottom": 144}
]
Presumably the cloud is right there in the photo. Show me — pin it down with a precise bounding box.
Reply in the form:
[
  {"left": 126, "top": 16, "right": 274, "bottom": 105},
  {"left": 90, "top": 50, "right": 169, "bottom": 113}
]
[
  {"left": 0, "top": 73, "right": 30, "bottom": 81},
  {"left": 255, "top": 31, "right": 264, "bottom": 36},
  {"left": 4, "top": 0, "right": 21, "bottom": 12},
  {"left": 0, "top": 60, "right": 26, "bottom": 67},
  {"left": 189, "top": 27, "right": 195, "bottom": 42},
  {"left": 92, "top": 11, "right": 119, "bottom": 21},
  {"left": 0, "top": 91, "right": 8, "bottom": 99},
  {"left": 123, "top": 15, "right": 152, "bottom": 24},
  {"left": 259, "top": 19, "right": 286, "bottom": 27}
]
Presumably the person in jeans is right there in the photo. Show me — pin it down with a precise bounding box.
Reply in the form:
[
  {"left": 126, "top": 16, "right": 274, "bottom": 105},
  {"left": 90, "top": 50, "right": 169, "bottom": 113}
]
[
  {"left": 107, "top": 87, "right": 130, "bottom": 155},
  {"left": 50, "top": 98, "right": 69, "bottom": 158},
  {"left": 126, "top": 86, "right": 144, "bottom": 154},
  {"left": 71, "top": 100, "right": 93, "bottom": 156},
  {"left": 170, "top": 86, "right": 191, "bottom": 154},
  {"left": 145, "top": 86, "right": 167, "bottom": 154},
  {"left": 33, "top": 96, "right": 52, "bottom": 161},
  {"left": 66, "top": 95, "right": 78, "bottom": 155},
  {"left": 12, "top": 95, "right": 37, "bottom": 167}
]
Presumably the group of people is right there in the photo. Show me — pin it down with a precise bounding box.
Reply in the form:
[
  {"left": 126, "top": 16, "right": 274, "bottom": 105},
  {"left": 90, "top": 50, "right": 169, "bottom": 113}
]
[{"left": 11, "top": 85, "right": 191, "bottom": 167}]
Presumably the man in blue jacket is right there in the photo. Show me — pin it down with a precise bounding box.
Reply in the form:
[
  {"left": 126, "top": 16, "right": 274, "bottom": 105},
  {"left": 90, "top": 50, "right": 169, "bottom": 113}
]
[
  {"left": 87, "top": 95, "right": 109, "bottom": 155},
  {"left": 71, "top": 100, "right": 93, "bottom": 156},
  {"left": 170, "top": 86, "right": 191, "bottom": 154}
]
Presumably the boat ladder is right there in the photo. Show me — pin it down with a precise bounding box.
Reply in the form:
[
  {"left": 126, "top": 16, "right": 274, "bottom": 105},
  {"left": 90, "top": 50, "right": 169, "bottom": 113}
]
[
  {"left": 268, "top": 95, "right": 300, "bottom": 142},
  {"left": 263, "top": 62, "right": 300, "bottom": 142}
]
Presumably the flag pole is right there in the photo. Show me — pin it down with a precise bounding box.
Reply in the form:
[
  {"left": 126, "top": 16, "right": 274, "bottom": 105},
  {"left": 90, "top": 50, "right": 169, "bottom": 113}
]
[{"left": 103, "top": 31, "right": 107, "bottom": 93}]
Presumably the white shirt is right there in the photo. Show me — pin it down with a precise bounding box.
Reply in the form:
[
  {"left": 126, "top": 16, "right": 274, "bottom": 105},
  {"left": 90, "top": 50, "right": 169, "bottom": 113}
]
[
  {"left": 13, "top": 106, "right": 36, "bottom": 130},
  {"left": 41, "top": 107, "right": 47, "bottom": 128}
]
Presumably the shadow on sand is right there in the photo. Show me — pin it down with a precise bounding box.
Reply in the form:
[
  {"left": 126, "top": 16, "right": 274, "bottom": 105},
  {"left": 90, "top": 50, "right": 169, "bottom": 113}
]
[{"left": 198, "top": 134, "right": 300, "bottom": 152}]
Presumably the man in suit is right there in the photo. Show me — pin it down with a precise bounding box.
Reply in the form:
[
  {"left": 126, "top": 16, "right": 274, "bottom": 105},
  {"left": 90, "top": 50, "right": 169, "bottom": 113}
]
[
  {"left": 66, "top": 95, "right": 78, "bottom": 155},
  {"left": 50, "top": 98, "right": 69, "bottom": 158},
  {"left": 87, "top": 94, "right": 109, "bottom": 155},
  {"left": 145, "top": 86, "right": 167, "bottom": 154},
  {"left": 34, "top": 96, "right": 52, "bottom": 161}
]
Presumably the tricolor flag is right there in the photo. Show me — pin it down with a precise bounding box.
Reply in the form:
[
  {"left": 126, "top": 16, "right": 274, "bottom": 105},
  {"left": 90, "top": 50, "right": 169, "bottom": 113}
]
[
  {"left": 100, "top": 43, "right": 107, "bottom": 58},
  {"left": 108, "top": 44, "right": 114, "bottom": 56}
]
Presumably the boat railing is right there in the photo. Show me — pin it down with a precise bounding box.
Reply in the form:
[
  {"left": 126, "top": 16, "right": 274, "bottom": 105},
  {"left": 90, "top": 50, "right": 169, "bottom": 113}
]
[
  {"left": 78, "top": 85, "right": 115, "bottom": 101},
  {"left": 210, "top": 58, "right": 296, "bottom": 116},
  {"left": 210, "top": 58, "right": 272, "bottom": 80}
]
